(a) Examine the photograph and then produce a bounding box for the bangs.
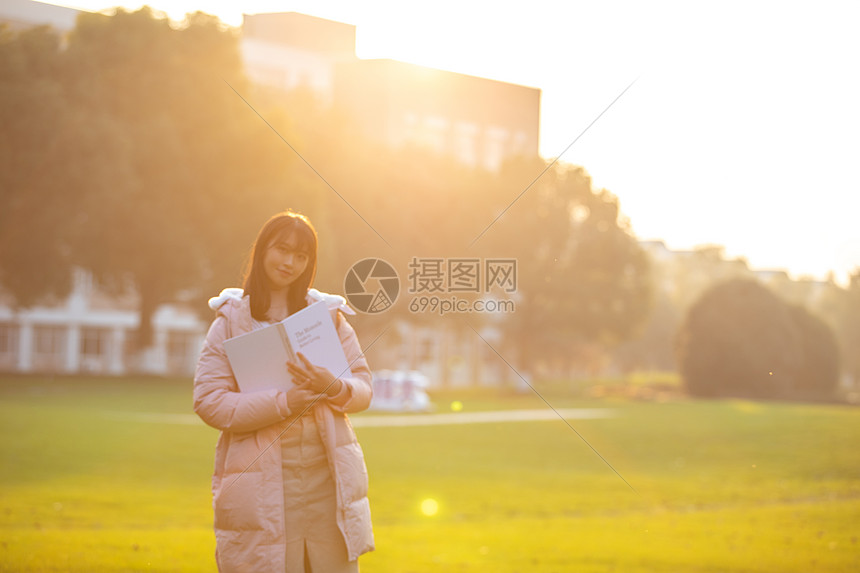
[268,218,315,254]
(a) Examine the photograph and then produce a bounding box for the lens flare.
[420,498,439,516]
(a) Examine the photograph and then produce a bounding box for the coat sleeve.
[193,315,292,433]
[326,312,373,414]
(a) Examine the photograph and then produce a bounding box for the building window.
[483,127,509,172]
[454,122,479,166]
[167,331,189,359]
[0,324,18,370]
[80,327,110,373]
[422,116,449,153]
[246,65,288,90]
[403,115,450,153]
[0,323,18,357]
[81,328,108,358]
[123,331,139,361]
[32,325,66,372]
[167,331,196,374]
[510,130,529,155]
[34,326,65,357]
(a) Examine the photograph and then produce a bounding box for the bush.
[788,304,841,398]
[676,279,840,400]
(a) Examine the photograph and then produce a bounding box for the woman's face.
[262,232,310,293]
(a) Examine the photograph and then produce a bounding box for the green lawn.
[0,376,857,572]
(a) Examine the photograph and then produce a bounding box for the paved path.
[350,408,614,427]
[103,408,614,427]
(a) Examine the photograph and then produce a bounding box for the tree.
[479,160,653,376]
[819,269,860,389]
[677,278,840,400]
[788,304,840,398]
[609,243,755,375]
[64,8,306,349]
[668,245,753,312]
[1,9,316,355]
[677,279,801,398]
[0,25,84,305]
[611,289,680,373]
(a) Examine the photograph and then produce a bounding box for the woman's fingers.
[286,385,325,413]
[287,357,336,394]
[297,352,314,369]
[287,361,318,386]
[286,361,308,379]
[295,353,331,380]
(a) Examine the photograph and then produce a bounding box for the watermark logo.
[406,257,518,316]
[344,258,400,314]
[407,257,517,294]
[345,257,517,315]
[408,295,516,316]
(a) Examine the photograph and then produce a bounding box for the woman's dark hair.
[242,211,318,320]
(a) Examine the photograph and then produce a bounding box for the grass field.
[0,375,858,572]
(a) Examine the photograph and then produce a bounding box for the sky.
[43,0,860,284]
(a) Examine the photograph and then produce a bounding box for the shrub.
[677,279,839,400]
[788,304,840,398]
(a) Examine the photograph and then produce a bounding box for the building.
[334,58,540,170]
[240,11,541,170]
[0,270,205,376]
[0,0,77,32]
[240,12,357,104]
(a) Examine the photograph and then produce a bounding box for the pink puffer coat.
[193,288,374,572]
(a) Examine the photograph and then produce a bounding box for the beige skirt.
[281,413,358,573]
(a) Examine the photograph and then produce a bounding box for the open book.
[223,301,351,393]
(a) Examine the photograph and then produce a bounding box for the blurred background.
[0,0,858,402]
[1,3,859,572]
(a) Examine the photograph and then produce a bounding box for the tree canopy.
[819,269,860,389]
[0,25,80,305]
[677,278,840,400]
[476,160,653,375]
[1,9,316,348]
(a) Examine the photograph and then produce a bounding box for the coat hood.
[208,287,356,315]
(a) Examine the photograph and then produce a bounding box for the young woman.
[193,211,374,572]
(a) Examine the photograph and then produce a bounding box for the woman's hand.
[286,352,344,398]
[285,382,326,415]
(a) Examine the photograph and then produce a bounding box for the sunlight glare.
[420,498,439,517]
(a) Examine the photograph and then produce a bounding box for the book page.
[281,301,351,381]
[223,323,293,392]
